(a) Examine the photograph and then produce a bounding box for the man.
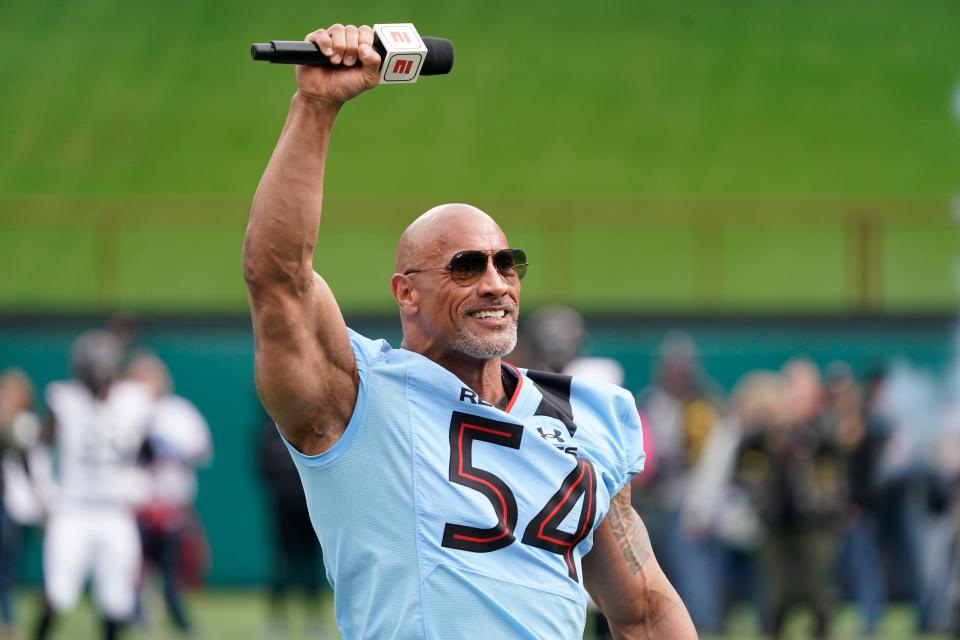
[34,331,153,640]
[637,332,724,632]
[255,403,327,638]
[244,23,696,639]
[127,354,212,636]
[0,369,48,638]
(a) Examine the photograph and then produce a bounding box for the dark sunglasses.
[403,248,528,286]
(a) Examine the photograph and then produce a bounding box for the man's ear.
[391,274,420,313]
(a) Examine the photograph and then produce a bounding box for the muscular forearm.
[243,92,340,290]
[610,588,698,640]
[585,487,698,640]
[605,526,696,640]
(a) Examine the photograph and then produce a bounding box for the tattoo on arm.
[607,488,652,575]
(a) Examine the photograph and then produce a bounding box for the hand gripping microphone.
[251,23,453,85]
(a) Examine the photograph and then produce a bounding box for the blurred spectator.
[256,406,326,640]
[757,359,847,639]
[636,331,724,633]
[873,360,956,632]
[34,331,154,640]
[0,369,52,638]
[520,305,625,386]
[127,354,212,636]
[831,363,889,635]
[106,312,143,356]
[520,305,586,373]
[684,371,779,626]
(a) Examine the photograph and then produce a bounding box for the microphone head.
[422,37,454,76]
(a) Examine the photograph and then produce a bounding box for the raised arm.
[243,24,381,455]
[583,484,698,640]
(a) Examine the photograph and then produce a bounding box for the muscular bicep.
[583,484,697,639]
[248,269,358,456]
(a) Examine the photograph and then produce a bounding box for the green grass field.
[1,0,957,197]
[10,590,952,640]
[0,0,957,311]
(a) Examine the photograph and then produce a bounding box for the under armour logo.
[537,427,565,443]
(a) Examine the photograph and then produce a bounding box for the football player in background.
[34,331,153,640]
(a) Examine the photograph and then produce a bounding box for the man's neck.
[416,350,506,408]
[445,354,506,407]
[400,331,514,408]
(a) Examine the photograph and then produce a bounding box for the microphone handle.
[250,39,387,66]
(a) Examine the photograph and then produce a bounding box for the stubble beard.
[450,320,518,360]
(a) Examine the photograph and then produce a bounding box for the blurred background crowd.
[2,306,958,639]
[511,306,960,639]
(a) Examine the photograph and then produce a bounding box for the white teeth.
[471,310,505,319]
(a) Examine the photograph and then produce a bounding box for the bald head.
[395,204,508,273]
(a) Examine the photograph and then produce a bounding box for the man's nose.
[475,257,510,294]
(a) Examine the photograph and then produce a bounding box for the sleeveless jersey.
[282,329,645,639]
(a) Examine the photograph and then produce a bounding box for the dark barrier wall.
[0,313,952,585]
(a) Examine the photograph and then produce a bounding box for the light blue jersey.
[282,329,645,639]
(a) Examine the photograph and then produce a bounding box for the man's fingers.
[306,24,376,67]
[342,25,359,66]
[358,25,374,48]
[358,25,378,71]
[303,22,378,91]
[328,23,345,65]
[357,26,381,86]
[305,28,334,57]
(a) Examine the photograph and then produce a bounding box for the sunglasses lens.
[449,251,488,285]
[497,249,527,281]
[447,249,528,285]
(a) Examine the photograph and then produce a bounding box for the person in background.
[520,305,586,373]
[0,369,52,639]
[873,360,954,632]
[829,363,888,635]
[682,371,780,630]
[255,404,326,640]
[637,331,724,633]
[106,313,143,357]
[760,359,847,640]
[34,331,154,640]
[126,354,212,637]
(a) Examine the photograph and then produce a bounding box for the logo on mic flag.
[374,23,427,84]
[385,29,414,46]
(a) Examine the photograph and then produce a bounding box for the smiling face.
[393,204,521,362]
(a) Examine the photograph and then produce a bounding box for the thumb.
[358,43,381,87]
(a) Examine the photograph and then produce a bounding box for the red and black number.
[441,411,600,583]
[521,457,597,581]
[441,411,524,553]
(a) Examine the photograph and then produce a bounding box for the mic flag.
[374,23,427,84]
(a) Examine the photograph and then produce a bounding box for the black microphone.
[250,37,454,76]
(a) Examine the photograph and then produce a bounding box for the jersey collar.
[501,362,541,416]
